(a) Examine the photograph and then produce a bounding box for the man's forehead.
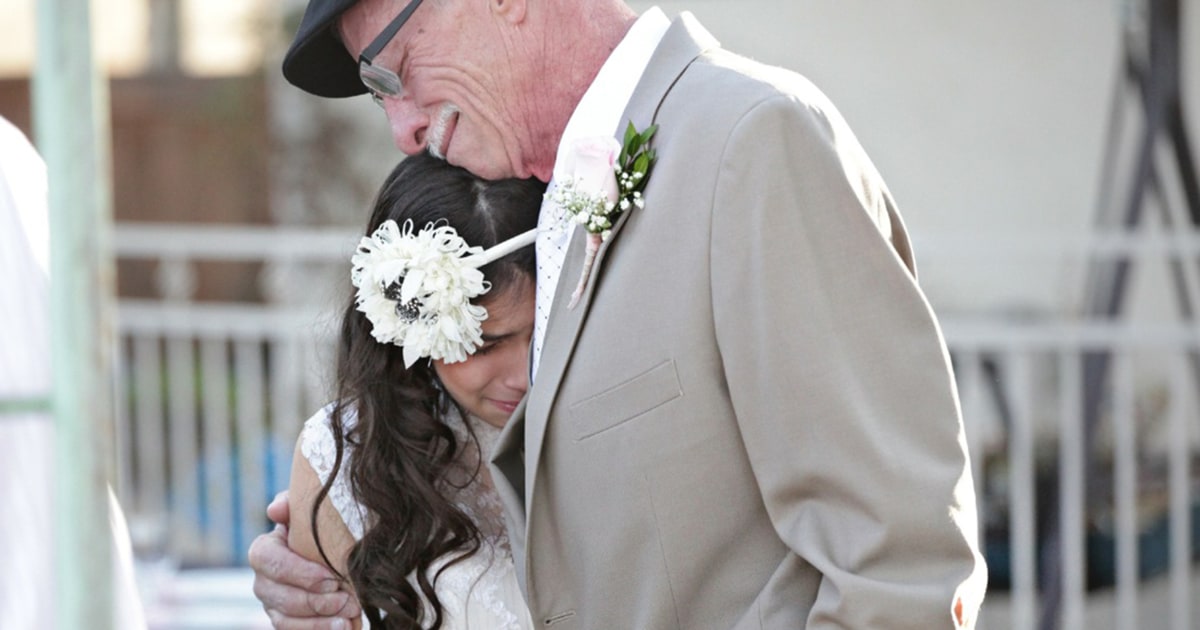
[334,0,390,49]
[335,7,380,55]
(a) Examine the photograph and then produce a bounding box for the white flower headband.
[350,219,536,368]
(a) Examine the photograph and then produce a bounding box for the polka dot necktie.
[532,180,572,381]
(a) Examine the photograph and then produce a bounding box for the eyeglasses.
[358,0,426,107]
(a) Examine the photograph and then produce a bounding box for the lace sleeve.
[299,405,367,540]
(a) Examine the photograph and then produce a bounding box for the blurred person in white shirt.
[0,114,146,629]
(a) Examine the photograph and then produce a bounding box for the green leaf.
[620,122,637,164]
[628,136,645,159]
[614,121,658,194]
[633,153,650,176]
[640,124,658,144]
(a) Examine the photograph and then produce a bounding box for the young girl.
[287,154,543,629]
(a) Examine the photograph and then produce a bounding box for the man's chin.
[450,155,521,181]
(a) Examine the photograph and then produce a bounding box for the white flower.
[548,136,623,240]
[350,219,490,368]
[556,136,621,205]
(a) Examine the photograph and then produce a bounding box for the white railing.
[114,223,356,566]
[924,228,1200,630]
[950,321,1199,630]
[113,223,1200,629]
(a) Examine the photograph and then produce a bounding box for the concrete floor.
[978,573,1200,630]
[139,565,1200,630]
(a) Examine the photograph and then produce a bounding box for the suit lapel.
[522,14,720,507]
[489,394,529,585]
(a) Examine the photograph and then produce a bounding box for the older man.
[250,0,988,628]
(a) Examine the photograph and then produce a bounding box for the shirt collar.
[552,7,670,181]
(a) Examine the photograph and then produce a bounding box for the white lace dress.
[300,404,533,630]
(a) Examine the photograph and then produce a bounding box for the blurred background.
[1,0,1198,628]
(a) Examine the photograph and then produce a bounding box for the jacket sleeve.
[709,92,987,629]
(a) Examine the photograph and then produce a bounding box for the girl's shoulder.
[298,403,367,540]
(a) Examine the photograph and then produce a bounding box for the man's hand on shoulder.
[248,492,361,629]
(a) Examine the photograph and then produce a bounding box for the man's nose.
[382,97,430,156]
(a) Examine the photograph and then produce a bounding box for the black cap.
[282,0,369,98]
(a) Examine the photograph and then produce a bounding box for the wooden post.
[32,0,116,628]
[148,0,183,74]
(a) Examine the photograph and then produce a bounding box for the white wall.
[634,1,1199,318]
[7,0,1192,319]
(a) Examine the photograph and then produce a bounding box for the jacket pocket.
[569,359,682,441]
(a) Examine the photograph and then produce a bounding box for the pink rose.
[558,136,621,205]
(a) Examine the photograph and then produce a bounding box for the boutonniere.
[550,121,658,308]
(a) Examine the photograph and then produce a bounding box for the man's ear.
[490,0,527,24]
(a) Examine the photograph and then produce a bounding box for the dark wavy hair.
[312,153,542,629]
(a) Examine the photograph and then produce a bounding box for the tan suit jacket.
[491,13,986,629]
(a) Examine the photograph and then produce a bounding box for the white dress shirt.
[0,116,147,629]
[532,7,671,379]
